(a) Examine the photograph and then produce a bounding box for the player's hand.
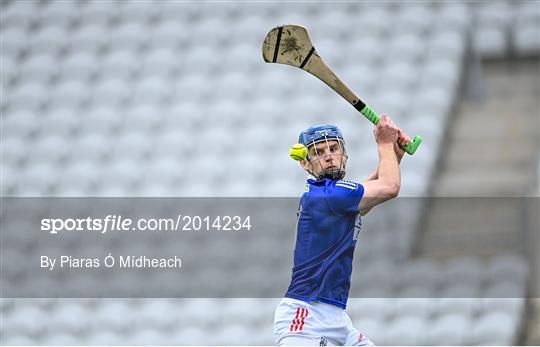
[374,115,399,145]
[394,129,411,161]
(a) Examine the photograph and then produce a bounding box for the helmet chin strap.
[307,153,348,181]
[318,167,346,180]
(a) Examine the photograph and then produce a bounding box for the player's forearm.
[365,143,403,182]
[376,143,401,196]
[365,168,379,181]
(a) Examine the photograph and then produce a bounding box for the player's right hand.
[374,115,399,145]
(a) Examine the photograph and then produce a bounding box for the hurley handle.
[355,103,423,155]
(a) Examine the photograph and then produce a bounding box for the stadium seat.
[59,52,98,82]
[224,42,259,72]
[140,47,178,78]
[108,22,148,53]
[394,5,433,35]
[173,70,213,102]
[70,132,111,163]
[1,166,18,196]
[68,23,107,55]
[424,313,470,345]
[445,256,485,289]
[38,106,81,138]
[48,302,92,336]
[437,3,471,32]
[110,130,150,161]
[89,77,130,108]
[390,298,434,320]
[99,49,138,80]
[92,301,135,332]
[146,19,188,51]
[435,297,477,320]
[28,134,70,166]
[59,161,98,194]
[180,299,222,327]
[316,37,348,68]
[155,1,201,23]
[341,64,379,93]
[151,128,195,158]
[219,178,259,197]
[385,315,426,345]
[38,1,78,29]
[474,2,511,28]
[387,33,425,65]
[2,26,28,59]
[118,0,157,24]
[347,35,385,67]
[86,331,125,345]
[1,303,47,337]
[196,16,230,47]
[469,311,518,345]
[173,326,208,345]
[428,28,466,61]
[473,25,508,58]
[355,260,397,296]
[487,254,528,283]
[130,77,171,107]
[2,110,38,139]
[373,88,408,119]
[8,82,48,112]
[354,7,390,38]
[1,332,37,346]
[43,333,81,346]
[48,80,88,109]
[133,300,180,332]
[1,0,38,30]
[480,296,525,319]
[123,95,166,126]
[514,21,540,55]
[1,55,17,90]
[413,84,453,120]
[485,280,527,299]
[142,154,183,187]
[77,0,116,27]
[396,259,442,294]
[187,156,225,183]
[422,58,461,93]
[216,71,252,102]
[18,53,57,85]
[212,323,253,345]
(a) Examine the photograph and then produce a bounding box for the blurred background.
[1,0,539,345]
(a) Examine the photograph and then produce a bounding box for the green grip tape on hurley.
[359,105,422,155]
[402,135,422,155]
[360,105,380,125]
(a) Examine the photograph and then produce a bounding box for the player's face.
[301,140,346,177]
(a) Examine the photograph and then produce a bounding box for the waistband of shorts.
[281,297,345,315]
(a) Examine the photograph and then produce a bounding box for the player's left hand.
[395,129,411,161]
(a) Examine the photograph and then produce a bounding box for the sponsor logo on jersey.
[319,337,328,346]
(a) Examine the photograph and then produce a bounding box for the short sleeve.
[326,180,364,215]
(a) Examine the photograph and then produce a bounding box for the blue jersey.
[285,177,364,309]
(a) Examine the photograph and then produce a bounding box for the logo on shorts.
[319,337,327,346]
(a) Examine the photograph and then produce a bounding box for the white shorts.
[274,297,375,346]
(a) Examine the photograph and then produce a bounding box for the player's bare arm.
[359,116,404,216]
[363,128,410,182]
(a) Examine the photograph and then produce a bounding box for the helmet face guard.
[298,125,348,180]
